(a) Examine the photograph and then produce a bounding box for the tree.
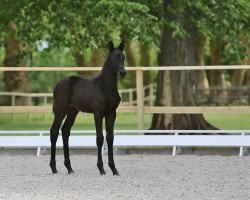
[150,0,250,130]
[0,0,159,100]
[196,35,209,95]
[0,1,29,105]
[208,0,250,102]
[120,0,161,92]
[18,0,158,64]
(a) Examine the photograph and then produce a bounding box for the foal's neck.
[99,63,118,93]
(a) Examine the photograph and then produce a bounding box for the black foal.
[50,41,126,175]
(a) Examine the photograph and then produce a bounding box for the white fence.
[0,130,249,156]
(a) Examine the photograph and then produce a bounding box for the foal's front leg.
[105,111,119,176]
[94,113,106,175]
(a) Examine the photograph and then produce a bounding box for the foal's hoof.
[52,169,58,174]
[113,170,120,176]
[50,163,58,174]
[68,170,74,174]
[100,169,106,175]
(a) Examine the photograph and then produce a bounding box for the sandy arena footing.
[0,154,249,200]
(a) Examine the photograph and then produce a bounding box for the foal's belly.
[71,95,106,114]
[71,100,99,113]
[71,97,119,114]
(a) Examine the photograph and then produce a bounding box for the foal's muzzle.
[118,69,126,79]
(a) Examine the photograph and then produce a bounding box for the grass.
[0,113,250,131]
[0,113,153,131]
[204,113,250,130]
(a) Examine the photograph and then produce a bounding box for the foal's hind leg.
[50,113,66,173]
[105,111,119,175]
[94,112,106,175]
[61,107,79,174]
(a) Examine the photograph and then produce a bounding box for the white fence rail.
[0,130,249,156]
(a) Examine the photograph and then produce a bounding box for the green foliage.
[0,0,160,92]
[26,48,77,92]
[0,0,249,91]
[162,0,250,60]
[2,0,159,51]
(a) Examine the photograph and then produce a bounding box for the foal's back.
[53,75,104,114]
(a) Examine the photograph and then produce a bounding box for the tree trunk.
[150,70,173,130]
[124,40,137,88]
[230,69,246,100]
[88,49,104,78]
[140,43,151,97]
[150,1,217,131]
[74,49,104,79]
[209,40,227,103]
[232,70,246,87]
[243,39,250,104]
[140,43,151,85]
[196,35,209,96]
[2,21,28,106]
[74,51,86,77]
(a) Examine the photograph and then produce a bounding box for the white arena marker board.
[0,130,249,156]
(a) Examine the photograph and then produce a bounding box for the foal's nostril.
[119,71,126,78]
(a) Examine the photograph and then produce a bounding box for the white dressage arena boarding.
[0,130,249,156]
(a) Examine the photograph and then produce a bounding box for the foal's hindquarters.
[50,105,79,174]
[49,76,80,174]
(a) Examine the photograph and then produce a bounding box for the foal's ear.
[118,40,125,51]
[108,41,115,52]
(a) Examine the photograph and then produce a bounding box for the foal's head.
[106,41,126,79]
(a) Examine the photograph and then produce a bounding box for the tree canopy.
[0,0,159,51]
[161,0,250,62]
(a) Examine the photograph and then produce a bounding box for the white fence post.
[102,131,108,155]
[239,132,247,156]
[172,132,179,156]
[36,132,43,156]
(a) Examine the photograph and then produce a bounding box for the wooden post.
[149,84,154,106]
[129,89,133,106]
[43,96,47,122]
[136,69,144,131]
[28,96,32,122]
[11,95,16,121]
